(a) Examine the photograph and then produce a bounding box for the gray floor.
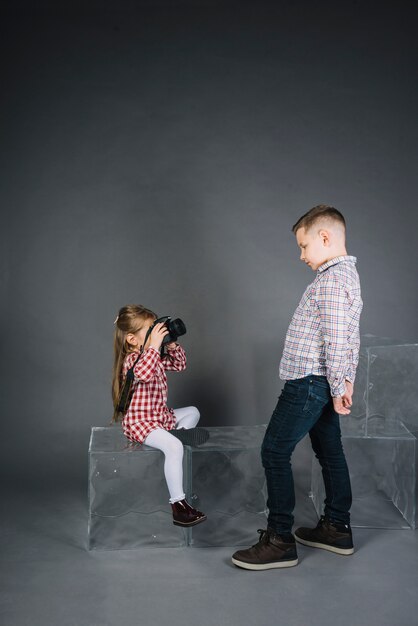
[2,483,418,626]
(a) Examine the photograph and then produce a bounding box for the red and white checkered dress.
[121,344,187,444]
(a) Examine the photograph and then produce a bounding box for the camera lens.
[162,318,187,344]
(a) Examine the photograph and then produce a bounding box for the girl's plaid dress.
[122,344,186,443]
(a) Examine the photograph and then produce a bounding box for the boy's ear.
[319,229,331,246]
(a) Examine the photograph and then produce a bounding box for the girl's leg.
[144,428,185,503]
[173,406,200,429]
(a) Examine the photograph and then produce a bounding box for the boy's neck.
[322,247,348,265]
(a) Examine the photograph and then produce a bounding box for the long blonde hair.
[112,304,157,422]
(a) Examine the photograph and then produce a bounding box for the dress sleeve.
[315,276,349,397]
[161,344,187,371]
[125,348,161,383]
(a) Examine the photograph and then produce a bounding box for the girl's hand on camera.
[148,322,169,351]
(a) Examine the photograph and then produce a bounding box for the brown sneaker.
[295,516,354,555]
[231,529,298,571]
[171,499,207,527]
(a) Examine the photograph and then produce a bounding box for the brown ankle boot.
[171,499,207,527]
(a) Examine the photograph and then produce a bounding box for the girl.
[112,304,207,527]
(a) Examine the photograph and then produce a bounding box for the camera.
[147,316,187,346]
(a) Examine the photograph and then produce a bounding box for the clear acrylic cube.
[88,425,268,549]
[187,426,267,547]
[310,428,416,529]
[310,336,417,529]
[88,427,188,549]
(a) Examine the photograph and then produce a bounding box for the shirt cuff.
[331,381,347,397]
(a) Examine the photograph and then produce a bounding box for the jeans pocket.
[302,393,322,414]
[302,381,330,413]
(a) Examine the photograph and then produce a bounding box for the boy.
[232,205,363,571]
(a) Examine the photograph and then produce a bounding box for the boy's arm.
[345,327,360,385]
[162,344,187,371]
[316,276,349,398]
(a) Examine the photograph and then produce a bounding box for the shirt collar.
[317,255,357,273]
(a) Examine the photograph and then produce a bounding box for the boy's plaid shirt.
[122,344,186,443]
[279,255,363,397]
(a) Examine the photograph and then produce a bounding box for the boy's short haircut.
[292,205,346,235]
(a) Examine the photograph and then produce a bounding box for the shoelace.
[251,529,269,549]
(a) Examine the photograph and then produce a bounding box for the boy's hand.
[333,381,354,415]
[344,380,353,406]
[333,397,351,415]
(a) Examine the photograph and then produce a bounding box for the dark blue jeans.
[261,375,352,534]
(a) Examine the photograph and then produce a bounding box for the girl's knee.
[174,406,200,429]
[190,406,200,423]
[185,406,200,421]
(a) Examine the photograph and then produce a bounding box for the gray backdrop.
[1,0,417,489]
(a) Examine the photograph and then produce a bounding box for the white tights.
[144,406,200,503]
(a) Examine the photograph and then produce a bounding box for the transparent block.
[88,427,188,550]
[349,335,405,435]
[349,336,418,438]
[368,343,418,436]
[310,426,416,529]
[187,426,267,547]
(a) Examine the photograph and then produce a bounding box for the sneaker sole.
[171,428,210,447]
[231,557,298,571]
[173,515,207,527]
[295,536,354,555]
